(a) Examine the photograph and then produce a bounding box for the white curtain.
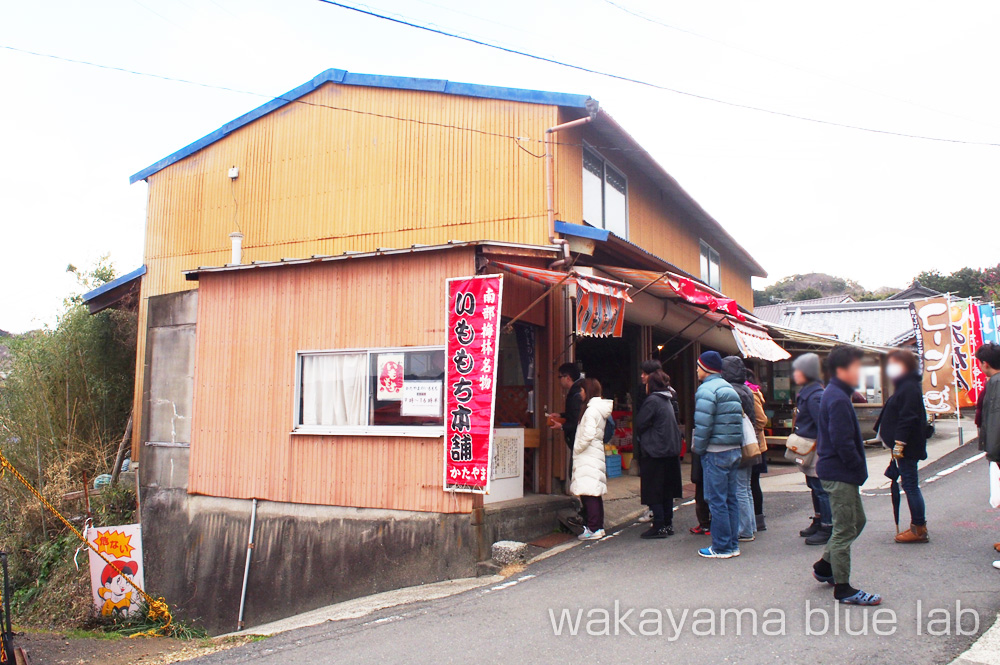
[300,353,367,427]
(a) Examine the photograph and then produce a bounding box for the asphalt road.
[194,445,1000,665]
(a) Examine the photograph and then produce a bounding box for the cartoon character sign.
[98,560,140,618]
[87,524,144,619]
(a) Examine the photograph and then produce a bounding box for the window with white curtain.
[295,347,446,436]
[581,148,628,238]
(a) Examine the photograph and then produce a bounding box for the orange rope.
[0,452,172,637]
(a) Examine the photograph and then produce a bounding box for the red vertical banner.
[951,299,985,408]
[444,274,503,493]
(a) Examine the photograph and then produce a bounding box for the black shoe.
[800,516,820,537]
[756,514,767,532]
[805,525,832,546]
[641,525,674,539]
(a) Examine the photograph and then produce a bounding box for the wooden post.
[110,413,134,487]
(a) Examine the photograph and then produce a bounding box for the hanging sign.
[909,296,957,414]
[951,299,985,408]
[87,524,145,619]
[444,275,503,493]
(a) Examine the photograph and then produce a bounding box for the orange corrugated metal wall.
[188,249,476,514]
[554,118,755,308]
[132,83,560,454]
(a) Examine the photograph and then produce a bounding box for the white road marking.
[926,452,986,483]
[485,574,536,593]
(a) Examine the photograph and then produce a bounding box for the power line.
[600,0,999,131]
[314,0,1000,147]
[0,43,645,157]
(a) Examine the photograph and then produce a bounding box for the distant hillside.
[754,273,899,306]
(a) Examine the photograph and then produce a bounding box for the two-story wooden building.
[124,69,780,632]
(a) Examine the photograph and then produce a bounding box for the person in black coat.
[876,349,929,543]
[635,371,683,539]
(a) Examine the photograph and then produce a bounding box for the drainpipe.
[237,498,258,631]
[545,101,599,270]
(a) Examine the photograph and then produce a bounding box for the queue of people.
[553,340,1000,603]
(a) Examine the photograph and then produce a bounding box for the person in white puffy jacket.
[571,377,614,540]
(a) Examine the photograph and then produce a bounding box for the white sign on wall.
[401,380,442,417]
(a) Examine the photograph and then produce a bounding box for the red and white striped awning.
[491,262,632,338]
[731,321,792,361]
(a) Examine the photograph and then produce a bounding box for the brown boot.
[895,524,929,543]
[994,543,1000,553]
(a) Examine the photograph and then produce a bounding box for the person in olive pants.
[821,480,867,584]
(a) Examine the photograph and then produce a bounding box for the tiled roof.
[753,295,853,324]
[753,299,914,346]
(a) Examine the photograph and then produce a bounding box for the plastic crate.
[605,454,622,478]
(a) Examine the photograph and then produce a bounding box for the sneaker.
[800,516,821,537]
[638,509,653,523]
[698,547,736,559]
[641,525,674,539]
[579,528,605,541]
[993,561,1000,570]
[805,525,832,546]
[738,534,756,543]
[689,525,711,535]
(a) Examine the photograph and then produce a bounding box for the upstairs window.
[582,148,628,238]
[700,241,721,291]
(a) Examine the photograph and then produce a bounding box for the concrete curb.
[949,614,1000,665]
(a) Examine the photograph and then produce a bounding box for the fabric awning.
[731,321,792,361]
[598,266,745,321]
[491,262,632,338]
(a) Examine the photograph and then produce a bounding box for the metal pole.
[1,551,12,643]
[663,322,722,363]
[237,498,258,631]
[658,310,711,350]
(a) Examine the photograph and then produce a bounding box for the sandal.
[839,590,882,606]
[813,571,834,585]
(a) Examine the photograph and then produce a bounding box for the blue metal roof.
[129,69,592,184]
[82,265,147,302]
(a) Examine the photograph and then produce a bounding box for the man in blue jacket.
[812,345,882,605]
[691,350,745,559]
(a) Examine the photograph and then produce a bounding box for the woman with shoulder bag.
[634,371,684,539]
[722,357,760,543]
[787,353,832,546]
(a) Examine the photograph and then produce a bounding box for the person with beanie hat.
[692,350,744,558]
[791,353,832,546]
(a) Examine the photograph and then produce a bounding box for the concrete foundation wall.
[140,488,479,633]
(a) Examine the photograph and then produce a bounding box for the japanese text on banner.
[444,275,503,493]
[951,299,985,408]
[909,296,957,414]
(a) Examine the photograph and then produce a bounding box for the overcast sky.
[2,0,998,332]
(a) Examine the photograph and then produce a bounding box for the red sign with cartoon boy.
[444,275,503,493]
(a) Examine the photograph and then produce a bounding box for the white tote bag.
[741,414,759,445]
[990,463,1000,509]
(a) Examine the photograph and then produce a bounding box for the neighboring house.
[121,69,773,632]
[753,284,942,347]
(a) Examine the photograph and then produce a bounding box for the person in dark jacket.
[792,353,832,546]
[974,344,1000,567]
[721,356,757,543]
[692,351,744,559]
[876,349,929,543]
[635,371,683,539]
[554,362,584,449]
[812,345,881,606]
